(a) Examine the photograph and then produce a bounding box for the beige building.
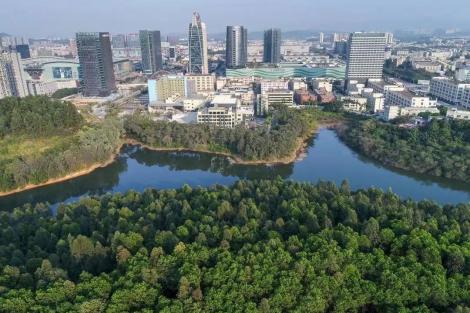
[148,76,193,103]
[447,108,470,120]
[258,90,294,116]
[186,74,215,94]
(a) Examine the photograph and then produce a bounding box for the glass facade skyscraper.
[139,30,163,74]
[226,26,247,69]
[76,32,116,97]
[188,12,208,74]
[263,28,282,64]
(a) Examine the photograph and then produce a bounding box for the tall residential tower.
[76,32,116,97]
[188,12,208,74]
[226,26,248,69]
[345,32,386,82]
[139,30,163,74]
[263,28,282,64]
[0,50,28,99]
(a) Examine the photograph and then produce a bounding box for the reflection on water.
[0,129,469,210]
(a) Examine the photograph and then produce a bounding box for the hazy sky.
[1,0,469,38]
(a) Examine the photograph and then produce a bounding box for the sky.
[1,0,469,38]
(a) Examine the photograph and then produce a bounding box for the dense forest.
[0,179,468,312]
[0,96,123,192]
[338,118,470,183]
[125,106,338,161]
[0,96,83,137]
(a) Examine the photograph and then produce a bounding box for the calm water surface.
[1,129,469,210]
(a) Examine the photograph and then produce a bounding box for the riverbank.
[0,120,343,197]
[336,119,470,185]
[126,121,342,166]
[0,145,121,197]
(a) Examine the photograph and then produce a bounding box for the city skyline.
[1,0,470,38]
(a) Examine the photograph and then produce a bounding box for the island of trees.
[0,179,468,312]
[338,118,470,183]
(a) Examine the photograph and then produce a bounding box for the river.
[1,129,469,210]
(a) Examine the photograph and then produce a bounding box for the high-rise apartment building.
[263,28,282,64]
[346,32,386,82]
[319,32,325,44]
[226,26,247,69]
[0,50,29,99]
[139,30,163,74]
[76,32,116,97]
[188,12,208,74]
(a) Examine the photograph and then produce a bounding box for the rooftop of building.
[390,89,427,99]
[211,94,239,106]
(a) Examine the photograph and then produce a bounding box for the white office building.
[386,90,431,108]
[346,32,386,82]
[429,77,470,105]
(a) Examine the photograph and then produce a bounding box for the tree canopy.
[339,118,470,183]
[0,96,83,138]
[0,179,468,312]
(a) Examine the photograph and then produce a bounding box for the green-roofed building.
[226,66,346,80]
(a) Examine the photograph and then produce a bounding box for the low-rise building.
[197,106,236,128]
[430,77,470,105]
[183,97,207,111]
[27,79,77,96]
[312,79,333,92]
[383,105,440,121]
[447,108,470,120]
[460,88,470,109]
[260,79,289,93]
[384,105,401,121]
[315,88,336,103]
[294,89,317,105]
[259,89,294,113]
[367,93,385,113]
[197,94,253,128]
[288,79,308,91]
[186,74,215,94]
[455,66,470,82]
[412,60,441,73]
[340,96,368,112]
[386,90,431,107]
